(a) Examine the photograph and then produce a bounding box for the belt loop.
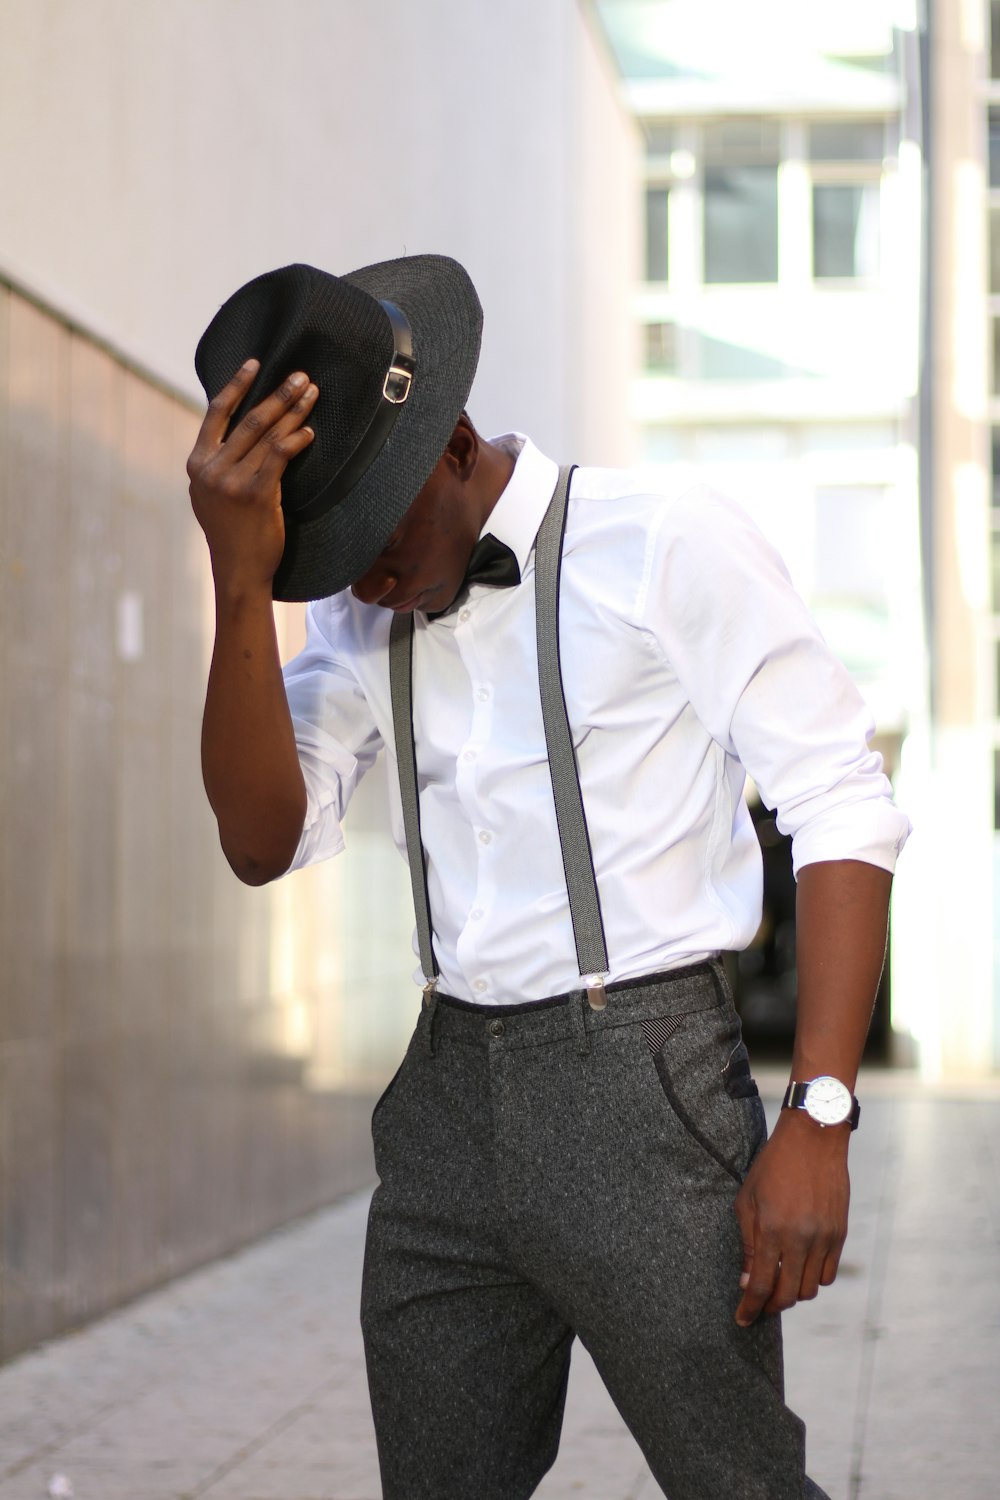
[573,992,592,1056]
[708,958,729,1006]
[423,980,440,1057]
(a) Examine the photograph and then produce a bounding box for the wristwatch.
[781,1076,860,1130]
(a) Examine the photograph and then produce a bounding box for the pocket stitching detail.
[651,1047,744,1184]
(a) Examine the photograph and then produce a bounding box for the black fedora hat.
[194,254,483,602]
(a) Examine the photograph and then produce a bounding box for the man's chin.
[418,584,458,616]
[386,586,445,614]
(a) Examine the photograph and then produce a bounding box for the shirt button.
[459,608,471,623]
[474,978,488,994]
[489,1018,505,1037]
[470,908,484,921]
[463,749,476,762]
[478,830,492,845]
[476,686,490,702]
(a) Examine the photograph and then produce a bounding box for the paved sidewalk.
[1,1076,998,1499]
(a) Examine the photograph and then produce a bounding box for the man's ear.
[444,412,478,480]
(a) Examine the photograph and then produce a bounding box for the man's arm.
[733,857,892,1325]
[187,360,318,884]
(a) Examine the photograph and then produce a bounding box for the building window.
[990,109,1000,190]
[813,183,880,279]
[645,186,670,282]
[643,122,675,157]
[703,121,779,284]
[704,168,778,283]
[808,121,885,163]
[991,209,1000,294]
[644,321,678,373]
[806,118,884,283]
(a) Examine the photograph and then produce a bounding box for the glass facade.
[636,114,889,292]
[645,186,670,281]
[704,167,779,283]
[813,182,881,278]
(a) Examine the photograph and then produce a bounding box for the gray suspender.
[388,464,610,1007]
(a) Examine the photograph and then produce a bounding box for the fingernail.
[242,358,259,371]
[735,1317,750,1328]
[289,372,307,388]
[303,426,314,438]
[739,1273,750,1289]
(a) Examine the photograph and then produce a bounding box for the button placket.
[450,606,501,999]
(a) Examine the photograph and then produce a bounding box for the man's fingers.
[762,1246,810,1315]
[222,371,312,465]
[191,360,260,459]
[819,1243,843,1286]
[735,1234,780,1327]
[251,423,316,488]
[795,1247,829,1304]
[242,383,319,469]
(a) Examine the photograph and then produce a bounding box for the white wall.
[0,0,638,462]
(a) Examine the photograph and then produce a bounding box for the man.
[189,256,908,1499]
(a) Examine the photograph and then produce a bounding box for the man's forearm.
[202,584,307,885]
[733,856,892,1325]
[791,858,893,1088]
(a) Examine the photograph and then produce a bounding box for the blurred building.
[591,0,998,1077]
[0,0,638,1360]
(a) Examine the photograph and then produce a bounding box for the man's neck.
[475,437,517,530]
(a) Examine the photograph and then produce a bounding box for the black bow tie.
[430,533,520,619]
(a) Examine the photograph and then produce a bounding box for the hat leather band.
[291,298,415,524]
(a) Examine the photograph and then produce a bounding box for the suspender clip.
[422,977,438,1008]
[585,975,608,1012]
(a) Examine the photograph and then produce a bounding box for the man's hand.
[733,1108,850,1326]
[187,359,318,597]
[730,858,891,1326]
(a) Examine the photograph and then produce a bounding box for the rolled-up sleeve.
[282,602,383,871]
[646,487,911,876]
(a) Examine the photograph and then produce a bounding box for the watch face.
[805,1076,852,1126]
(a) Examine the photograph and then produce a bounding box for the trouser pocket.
[641,999,766,1183]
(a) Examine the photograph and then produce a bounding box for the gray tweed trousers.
[361,963,830,1500]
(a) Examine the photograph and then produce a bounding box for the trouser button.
[489,1019,505,1038]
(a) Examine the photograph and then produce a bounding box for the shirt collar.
[478,434,559,578]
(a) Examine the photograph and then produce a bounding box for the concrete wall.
[0,2,637,1358]
[0,283,386,1359]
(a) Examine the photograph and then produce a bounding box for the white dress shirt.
[283,435,910,1004]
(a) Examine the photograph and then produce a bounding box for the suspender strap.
[534,465,609,978]
[388,610,438,982]
[387,463,609,989]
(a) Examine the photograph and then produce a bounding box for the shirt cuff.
[790,799,912,878]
